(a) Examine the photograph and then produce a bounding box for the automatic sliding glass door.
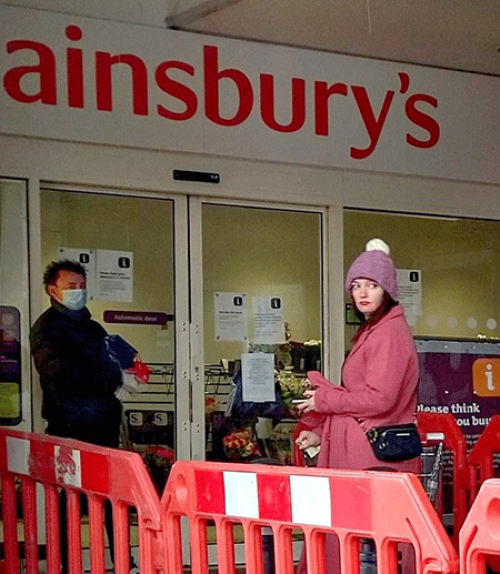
[38,189,190,461]
[191,200,325,464]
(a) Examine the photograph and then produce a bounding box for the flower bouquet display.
[278,370,309,415]
[222,429,262,462]
[267,425,294,465]
[205,395,220,416]
[143,445,175,494]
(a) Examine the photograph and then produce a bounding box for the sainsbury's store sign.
[1,6,500,184]
[3,27,439,161]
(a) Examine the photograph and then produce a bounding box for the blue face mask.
[61,289,88,311]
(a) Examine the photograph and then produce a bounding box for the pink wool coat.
[304,305,420,473]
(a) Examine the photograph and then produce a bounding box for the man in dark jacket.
[30,259,123,445]
[30,259,138,574]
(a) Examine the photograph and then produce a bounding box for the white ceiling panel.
[167,0,500,76]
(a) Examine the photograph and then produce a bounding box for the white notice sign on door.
[252,296,285,344]
[241,352,275,403]
[97,250,133,302]
[397,269,422,326]
[214,292,248,341]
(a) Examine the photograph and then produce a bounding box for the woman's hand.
[296,389,317,414]
[295,430,321,450]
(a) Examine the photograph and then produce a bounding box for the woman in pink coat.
[296,238,420,472]
[295,238,420,574]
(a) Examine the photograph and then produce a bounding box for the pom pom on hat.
[345,238,398,301]
[365,238,390,255]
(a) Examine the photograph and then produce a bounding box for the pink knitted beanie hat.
[345,238,398,301]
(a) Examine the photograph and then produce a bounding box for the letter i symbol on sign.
[486,363,495,391]
[472,358,500,396]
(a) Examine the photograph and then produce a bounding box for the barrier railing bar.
[21,478,38,574]
[67,489,83,574]
[2,473,20,574]
[274,525,294,574]
[45,485,61,574]
[88,494,106,574]
[217,518,237,574]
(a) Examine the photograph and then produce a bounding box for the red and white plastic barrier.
[160,461,458,574]
[460,478,500,574]
[468,415,500,502]
[0,429,161,574]
[11,428,500,574]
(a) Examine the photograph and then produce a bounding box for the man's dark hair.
[43,259,86,290]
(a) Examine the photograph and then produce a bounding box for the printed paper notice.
[397,269,422,326]
[59,248,96,299]
[252,296,285,344]
[97,250,133,302]
[241,353,275,403]
[214,292,248,341]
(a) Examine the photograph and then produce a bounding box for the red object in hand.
[131,358,152,384]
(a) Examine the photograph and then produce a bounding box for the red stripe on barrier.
[257,473,292,522]
[28,440,56,482]
[330,477,372,531]
[195,468,226,514]
[81,451,109,492]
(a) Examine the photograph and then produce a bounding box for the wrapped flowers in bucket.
[222,429,262,462]
[143,445,175,494]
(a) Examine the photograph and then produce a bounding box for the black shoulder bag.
[366,423,422,462]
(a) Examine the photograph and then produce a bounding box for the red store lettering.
[2,25,441,159]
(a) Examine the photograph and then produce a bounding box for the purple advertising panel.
[417,338,500,445]
[416,338,500,515]
[0,306,21,424]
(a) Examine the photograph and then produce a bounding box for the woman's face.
[351,278,385,318]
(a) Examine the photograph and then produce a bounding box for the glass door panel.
[199,202,323,464]
[39,190,179,461]
[0,178,29,429]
